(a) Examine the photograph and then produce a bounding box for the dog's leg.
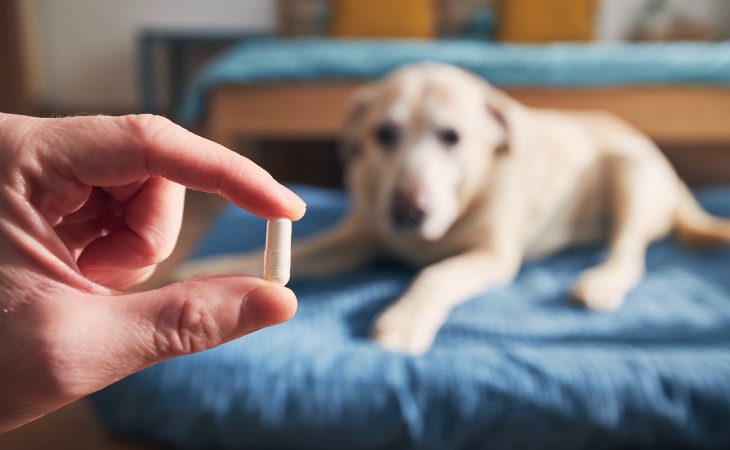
[173,252,264,280]
[288,217,382,278]
[371,249,520,355]
[174,215,380,281]
[573,148,677,311]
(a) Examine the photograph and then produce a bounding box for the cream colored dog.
[176,63,730,355]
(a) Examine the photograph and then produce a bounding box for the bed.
[175,39,730,186]
[89,185,730,450]
[177,39,730,147]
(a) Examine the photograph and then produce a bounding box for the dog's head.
[341,63,514,241]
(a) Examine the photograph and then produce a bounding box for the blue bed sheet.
[89,185,730,449]
[178,39,730,124]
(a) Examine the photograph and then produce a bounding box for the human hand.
[0,113,306,432]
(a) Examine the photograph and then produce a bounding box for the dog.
[176,63,730,355]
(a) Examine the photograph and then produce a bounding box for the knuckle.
[123,114,171,137]
[121,114,175,151]
[152,284,222,357]
[135,228,171,263]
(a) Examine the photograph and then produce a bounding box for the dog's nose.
[390,192,427,229]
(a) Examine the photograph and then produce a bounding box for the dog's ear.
[339,87,372,163]
[487,103,510,155]
[482,80,516,156]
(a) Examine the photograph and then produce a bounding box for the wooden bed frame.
[203,84,730,186]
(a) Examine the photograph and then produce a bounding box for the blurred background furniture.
[137,30,255,115]
[174,0,730,187]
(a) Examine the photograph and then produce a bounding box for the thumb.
[97,276,297,372]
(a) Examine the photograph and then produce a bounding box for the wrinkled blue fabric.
[177,39,730,124]
[89,185,730,450]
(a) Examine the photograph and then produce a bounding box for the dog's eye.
[374,123,399,151]
[438,129,460,147]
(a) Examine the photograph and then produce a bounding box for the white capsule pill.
[263,217,292,286]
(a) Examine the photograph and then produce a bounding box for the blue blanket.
[178,39,730,124]
[89,186,730,449]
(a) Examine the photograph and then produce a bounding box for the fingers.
[0,276,296,430]
[76,177,184,279]
[41,114,306,221]
[84,265,158,290]
[94,276,297,371]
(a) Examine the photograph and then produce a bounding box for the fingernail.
[242,285,297,332]
[281,187,307,211]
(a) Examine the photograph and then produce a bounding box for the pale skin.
[0,113,306,433]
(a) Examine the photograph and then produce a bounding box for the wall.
[25,0,730,113]
[29,0,275,112]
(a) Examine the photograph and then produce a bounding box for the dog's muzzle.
[390,191,428,229]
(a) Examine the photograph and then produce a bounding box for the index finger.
[38,114,306,221]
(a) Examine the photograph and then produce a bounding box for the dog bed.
[89,185,730,450]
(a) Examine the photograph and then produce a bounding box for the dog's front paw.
[370,304,443,356]
[172,253,264,281]
[572,265,636,312]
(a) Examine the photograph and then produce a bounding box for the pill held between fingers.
[263,217,292,286]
